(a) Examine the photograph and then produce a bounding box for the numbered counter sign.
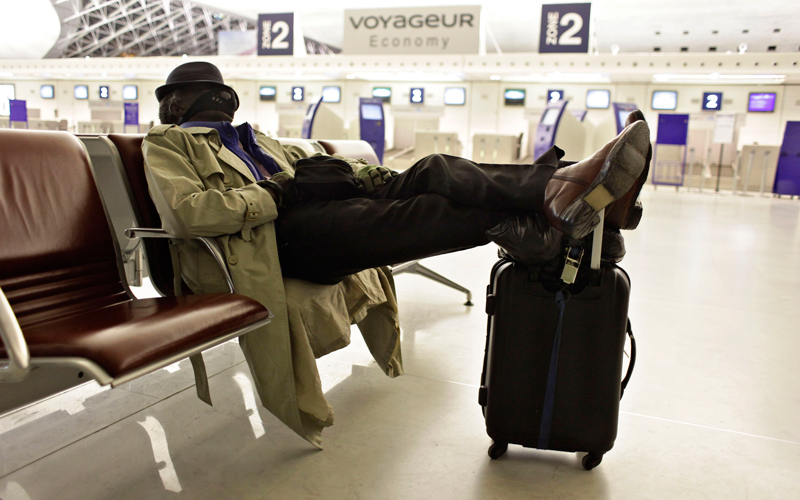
[539,3,591,54]
[258,13,294,56]
[703,92,723,111]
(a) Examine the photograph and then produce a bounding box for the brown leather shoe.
[604,110,651,230]
[543,120,650,239]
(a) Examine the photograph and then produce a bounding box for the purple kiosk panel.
[533,100,569,160]
[613,103,638,134]
[570,109,587,122]
[773,121,800,196]
[300,96,324,139]
[652,114,689,186]
[359,97,385,165]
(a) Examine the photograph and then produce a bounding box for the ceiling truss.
[47,0,255,58]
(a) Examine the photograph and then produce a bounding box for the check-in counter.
[472,134,520,164]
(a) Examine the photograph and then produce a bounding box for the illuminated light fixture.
[346,74,356,80]
[738,43,748,54]
[489,75,501,80]
[611,44,620,55]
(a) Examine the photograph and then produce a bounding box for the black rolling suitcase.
[479,224,636,470]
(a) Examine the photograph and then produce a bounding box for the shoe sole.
[559,121,650,239]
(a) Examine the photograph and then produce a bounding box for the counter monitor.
[504,89,526,106]
[259,86,276,101]
[372,87,392,103]
[322,86,341,103]
[586,90,610,109]
[99,86,110,99]
[410,88,424,104]
[748,93,776,112]
[74,85,89,100]
[652,91,678,110]
[444,87,466,106]
[122,85,138,100]
[292,86,305,102]
[41,85,54,99]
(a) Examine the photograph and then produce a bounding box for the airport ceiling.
[194,0,800,54]
[1,0,798,61]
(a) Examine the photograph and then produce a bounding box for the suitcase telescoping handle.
[620,318,636,400]
[561,209,604,284]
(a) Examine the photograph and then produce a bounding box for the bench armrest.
[124,228,236,294]
[0,286,30,381]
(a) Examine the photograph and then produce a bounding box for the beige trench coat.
[142,124,403,448]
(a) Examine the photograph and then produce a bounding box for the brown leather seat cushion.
[317,140,381,166]
[0,293,269,378]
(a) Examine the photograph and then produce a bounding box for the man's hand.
[257,171,297,208]
[357,165,399,194]
[270,171,294,191]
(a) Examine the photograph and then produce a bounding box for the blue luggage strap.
[538,289,567,449]
[537,293,637,449]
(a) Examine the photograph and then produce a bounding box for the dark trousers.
[276,149,560,284]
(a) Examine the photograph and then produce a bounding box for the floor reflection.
[137,416,182,493]
[0,481,31,500]
[233,372,265,439]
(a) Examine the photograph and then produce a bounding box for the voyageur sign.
[343,6,481,55]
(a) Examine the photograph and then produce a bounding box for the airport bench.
[0,129,272,414]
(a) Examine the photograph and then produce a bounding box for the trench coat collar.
[180,125,258,183]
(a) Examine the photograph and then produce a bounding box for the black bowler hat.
[155,61,239,109]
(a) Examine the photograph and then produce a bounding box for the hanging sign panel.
[343,6,481,55]
[539,3,591,54]
[257,13,294,56]
[712,113,736,144]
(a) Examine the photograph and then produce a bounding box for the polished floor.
[2,187,800,500]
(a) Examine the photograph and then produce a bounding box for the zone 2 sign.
[539,3,591,54]
[258,13,294,56]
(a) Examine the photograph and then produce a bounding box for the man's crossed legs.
[276,119,650,284]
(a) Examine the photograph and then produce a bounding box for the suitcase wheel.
[581,452,603,470]
[488,441,508,459]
